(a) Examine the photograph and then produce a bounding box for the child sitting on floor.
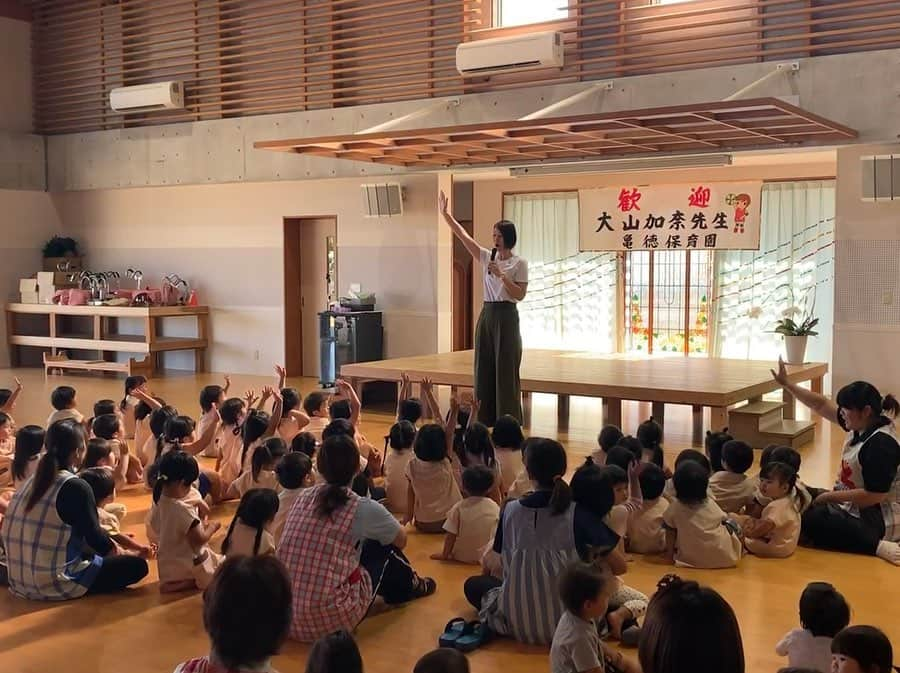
[551,562,640,673]
[748,446,814,517]
[636,417,666,469]
[383,420,416,514]
[239,387,283,473]
[0,377,23,415]
[830,626,897,673]
[92,414,134,487]
[174,555,292,673]
[302,390,332,443]
[709,440,756,513]
[431,465,500,565]
[457,417,502,504]
[492,414,525,494]
[591,424,625,467]
[222,488,279,558]
[83,437,129,514]
[214,395,250,488]
[396,372,424,426]
[135,397,163,467]
[198,376,231,458]
[414,648,470,673]
[47,385,86,429]
[151,451,222,592]
[705,427,733,473]
[0,413,15,484]
[10,425,43,489]
[776,581,851,673]
[626,462,669,554]
[119,375,148,439]
[226,437,286,499]
[663,460,742,569]
[739,461,803,558]
[79,467,152,559]
[662,449,712,501]
[305,630,365,673]
[273,452,312,544]
[402,424,461,533]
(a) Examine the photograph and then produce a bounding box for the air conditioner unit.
[109,81,184,112]
[456,31,564,76]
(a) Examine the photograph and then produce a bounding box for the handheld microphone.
[490,247,498,276]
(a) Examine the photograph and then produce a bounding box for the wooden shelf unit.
[5,303,210,375]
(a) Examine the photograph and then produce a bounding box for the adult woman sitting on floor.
[278,434,435,642]
[463,438,625,646]
[772,361,900,565]
[1,419,149,599]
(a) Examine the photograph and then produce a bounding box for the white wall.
[0,189,63,366]
[54,174,445,374]
[833,144,900,393]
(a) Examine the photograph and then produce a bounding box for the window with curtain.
[503,192,617,352]
[713,181,835,369]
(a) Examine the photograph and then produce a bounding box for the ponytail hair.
[884,394,900,418]
[525,437,570,516]
[241,410,270,470]
[12,425,44,482]
[251,443,274,482]
[149,405,178,462]
[121,375,148,411]
[26,420,85,512]
[315,435,359,517]
[152,450,199,503]
[221,488,279,555]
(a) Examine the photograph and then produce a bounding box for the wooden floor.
[1,368,898,673]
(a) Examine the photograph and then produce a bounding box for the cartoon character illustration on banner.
[733,193,751,234]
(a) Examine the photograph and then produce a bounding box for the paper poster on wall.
[579,182,762,251]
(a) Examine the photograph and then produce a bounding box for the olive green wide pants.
[474,301,523,426]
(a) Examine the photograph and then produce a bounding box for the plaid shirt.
[1,471,101,600]
[277,484,372,642]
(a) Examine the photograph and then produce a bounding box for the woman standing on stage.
[440,190,529,426]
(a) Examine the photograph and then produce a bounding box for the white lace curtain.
[713,181,835,373]
[503,192,616,352]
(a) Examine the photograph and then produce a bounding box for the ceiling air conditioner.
[109,81,184,113]
[456,31,564,76]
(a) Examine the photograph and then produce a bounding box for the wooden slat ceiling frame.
[252,97,857,169]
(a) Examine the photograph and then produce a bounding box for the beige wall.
[833,144,900,393]
[52,174,445,374]
[0,189,63,366]
[0,16,32,134]
[472,159,837,315]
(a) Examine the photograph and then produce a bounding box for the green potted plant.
[773,310,818,364]
[42,236,82,272]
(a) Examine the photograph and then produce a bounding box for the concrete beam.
[0,131,45,190]
[46,48,900,192]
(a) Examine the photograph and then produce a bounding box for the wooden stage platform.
[341,350,828,444]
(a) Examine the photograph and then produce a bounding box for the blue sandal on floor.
[438,618,470,647]
[455,621,492,653]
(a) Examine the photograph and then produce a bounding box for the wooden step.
[759,418,817,449]
[730,400,786,418]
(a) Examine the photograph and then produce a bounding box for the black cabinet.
[318,311,383,387]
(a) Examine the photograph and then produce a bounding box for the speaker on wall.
[362,183,404,217]
[861,155,900,202]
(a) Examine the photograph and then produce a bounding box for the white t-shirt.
[776,628,834,673]
[47,408,84,427]
[230,469,279,498]
[383,449,414,514]
[709,471,757,513]
[550,610,603,673]
[225,520,275,558]
[405,457,462,524]
[663,498,741,569]
[215,425,244,486]
[274,487,305,544]
[304,416,330,443]
[627,497,669,554]
[480,247,528,303]
[443,496,500,564]
[495,448,523,494]
[152,495,200,585]
[744,496,801,558]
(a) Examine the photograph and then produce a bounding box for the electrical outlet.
[253,349,260,361]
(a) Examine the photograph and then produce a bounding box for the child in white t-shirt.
[776,581,851,673]
[384,420,416,514]
[491,415,525,495]
[273,452,312,544]
[431,466,500,564]
[151,451,222,592]
[47,385,86,429]
[221,488,279,558]
[79,467,152,559]
[198,376,231,458]
[401,424,461,533]
[302,390,332,443]
[591,425,625,467]
[708,440,757,513]
[739,461,803,558]
[626,463,669,555]
[663,461,742,569]
[226,437,285,500]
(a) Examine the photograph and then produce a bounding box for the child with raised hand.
[273,452,312,543]
[431,465,500,564]
[457,412,502,504]
[222,488,279,558]
[0,377,23,415]
[174,555,292,673]
[214,393,252,488]
[705,427,733,473]
[663,460,742,569]
[305,630,364,673]
[708,440,756,513]
[396,372,424,425]
[134,396,164,467]
[227,436,286,500]
[831,626,898,673]
[383,420,416,514]
[551,562,641,673]
[739,461,803,558]
[636,417,666,469]
[272,364,310,443]
[240,386,283,473]
[402,423,462,533]
[591,424,624,466]
[197,375,231,457]
[776,581,850,673]
[0,412,15,483]
[151,450,222,592]
[626,462,669,554]
[492,414,524,494]
[119,375,149,439]
[414,648,469,673]
[79,467,152,559]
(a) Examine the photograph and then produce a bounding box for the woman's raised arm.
[440,190,481,260]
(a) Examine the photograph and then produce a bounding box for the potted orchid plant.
[772,292,818,364]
